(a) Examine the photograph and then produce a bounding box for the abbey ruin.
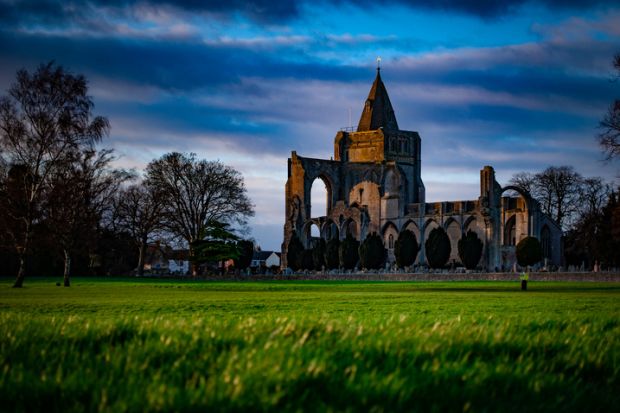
[282,68,562,270]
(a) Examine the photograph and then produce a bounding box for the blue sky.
[1,0,619,250]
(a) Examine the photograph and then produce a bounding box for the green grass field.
[1,278,619,412]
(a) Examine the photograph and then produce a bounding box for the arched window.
[310,177,330,218]
[388,234,394,249]
[390,138,397,152]
[404,140,410,154]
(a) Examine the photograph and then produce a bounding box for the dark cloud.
[0,0,300,26]
[1,0,618,29]
[387,0,617,19]
[0,30,366,92]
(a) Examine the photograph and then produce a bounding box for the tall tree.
[324,237,340,270]
[0,62,109,287]
[510,166,583,230]
[234,239,255,272]
[509,171,535,194]
[458,230,483,270]
[114,183,164,276]
[358,232,386,270]
[46,149,129,286]
[312,238,327,270]
[394,229,419,269]
[339,234,359,270]
[599,53,620,161]
[578,177,611,218]
[286,232,304,271]
[190,220,241,274]
[536,166,583,229]
[425,227,451,269]
[145,152,254,276]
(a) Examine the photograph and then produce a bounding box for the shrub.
[359,232,386,269]
[301,249,315,271]
[458,230,483,270]
[516,236,543,268]
[425,227,451,268]
[394,229,419,268]
[339,234,359,270]
[325,237,340,269]
[234,240,254,270]
[312,239,326,270]
[286,233,304,271]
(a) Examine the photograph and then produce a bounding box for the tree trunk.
[63,249,71,287]
[12,253,27,288]
[190,245,197,277]
[137,238,147,276]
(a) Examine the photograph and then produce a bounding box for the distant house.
[143,243,190,275]
[167,249,190,275]
[251,251,281,270]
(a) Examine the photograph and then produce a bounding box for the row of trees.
[286,228,485,271]
[509,166,620,268]
[0,62,255,287]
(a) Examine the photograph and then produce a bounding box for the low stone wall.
[246,272,620,282]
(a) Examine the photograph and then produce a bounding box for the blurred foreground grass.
[0,278,618,412]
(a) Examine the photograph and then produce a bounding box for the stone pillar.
[480,166,501,271]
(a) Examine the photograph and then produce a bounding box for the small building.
[251,251,281,270]
[143,244,190,275]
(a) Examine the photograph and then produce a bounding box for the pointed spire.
[357,67,398,132]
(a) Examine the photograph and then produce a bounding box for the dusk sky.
[1,0,619,250]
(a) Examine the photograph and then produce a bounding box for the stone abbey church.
[282,69,562,270]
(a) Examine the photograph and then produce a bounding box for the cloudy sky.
[1,0,619,250]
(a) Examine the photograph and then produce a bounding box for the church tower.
[333,68,425,203]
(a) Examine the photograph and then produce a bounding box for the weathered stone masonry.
[282,69,562,270]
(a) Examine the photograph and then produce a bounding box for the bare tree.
[145,152,254,276]
[0,62,109,287]
[510,166,583,230]
[578,177,611,217]
[535,166,583,229]
[46,149,130,286]
[599,53,620,161]
[113,183,164,276]
[508,171,535,194]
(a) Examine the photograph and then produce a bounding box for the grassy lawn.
[0,277,618,412]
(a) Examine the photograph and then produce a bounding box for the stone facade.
[282,69,562,270]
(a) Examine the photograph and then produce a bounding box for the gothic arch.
[463,216,477,232]
[308,174,334,218]
[423,218,439,236]
[321,219,339,241]
[500,185,533,211]
[382,221,399,262]
[402,219,418,232]
[443,216,461,231]
[342,218,359,240]
[504,215,517,246]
